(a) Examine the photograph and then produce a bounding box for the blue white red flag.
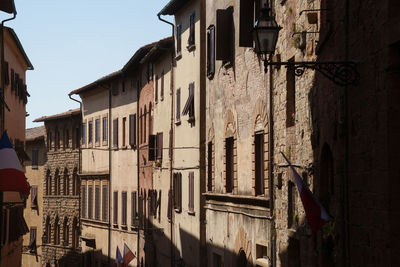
[115,246,123,267]
[123,243,135,267]
[0,131,29,195]
[281,152,332,234]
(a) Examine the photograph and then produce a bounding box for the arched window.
[72,217,79,248]
[139,109,143,144]
[149,102,153,135]
[55,169,60,195]
[72,168,79,195]
[45,216,51,243]
[63,217,69,246]
[143,105,147,143]
[46,169,51,195]
[63,168,69,195]
[47,131,52,150]
[54,216,60,245]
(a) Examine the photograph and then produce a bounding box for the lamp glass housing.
[253,10,281,56]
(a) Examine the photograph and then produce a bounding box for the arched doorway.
[237,248,247,267]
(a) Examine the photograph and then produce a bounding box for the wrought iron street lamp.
[253,7,359,86]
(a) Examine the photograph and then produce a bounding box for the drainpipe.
[107,85,112,265]
[157,13,175,267]
[0,5,17,262]
[136,77,140,267]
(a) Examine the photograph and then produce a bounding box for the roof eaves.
[0,0,15,14]
[33,108,81,122]
[6,27,33,70]
[158,0,191,16]
[69,70,122,96]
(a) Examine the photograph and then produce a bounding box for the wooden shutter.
[131,191,137,226]
[32,148,38,167]
[176,88,181,122]
[155,75,158,102]
[122,192,127,225]
[102,185,107,222]
[157,190,162,219]
[226,137,234,193]
[81,186,86,218]
[189,172,194,212]
[113,118,118,147]
[148,134,156,161]
[178,173,182,212]
[216,8,233,61]
[31,186,38,208]
[189,12,195,46]
[207,25,216,78]
[129,114,136,146]
[167,189,172,220]
[208,142,213,191]
[188,83,195,120]
[173,174,178,210]
[10,69,14,91]
[239,0,255,47]
[161,71,164,100]
[176,24,182,55]
[4,61,9,85]
[255,133,264,195]
[88,186,93,219]
[156,132,163,160]
[95,186,100,220]
[113,191,118,224]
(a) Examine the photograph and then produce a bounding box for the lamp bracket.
[299,9,330,16]
[266,61,359,86]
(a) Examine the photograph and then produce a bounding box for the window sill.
[188,117,195,123]
[175,120,181,126]
[187,44,196,52]
[113,224,118,228]
[207,72,214,80]
[187,210,195,216]
[32,166,38,170]
[175,53,182,61]
[174,208,182,213]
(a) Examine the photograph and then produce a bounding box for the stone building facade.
[22,126,46,267]
[34,109,81,267]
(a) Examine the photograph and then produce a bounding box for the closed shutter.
[10,69,14,91]
[155,75,158,103]
[169,129,173,158]
[178,173,182,212]
[188,83,195,120]
[208,142,213,191]
[173,174,178,210]
[88,186,93,219]
[95,186,100,220]
[239,0,254,47]
[216,8,233,61]
[207,25,216,78]
[102,185,107,222]
[148,134,156,161]
[129,114,136,147]
[138,195,143,227]
[176,24,182,55]
[31,186,38,208]
[226,137,234,193]
[161,71,164,100]
[81,185,86,218]
[157,190,162,219]
[113,118,118,147]
[131,191,137,226]
[4,61,9,85]
[189,12,195,46]
[156,132,163,161]
[122,192,127,225]
[113,191,118,225]
[189,172,194,213]
[167,189,172,220]
[176,88,181,122]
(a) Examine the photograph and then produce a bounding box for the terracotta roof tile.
[26,126,45,141]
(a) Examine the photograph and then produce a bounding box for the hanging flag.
[115,246,123,267]
[281,152,332,234]
[0,131,29,195]
[123,243,135,267]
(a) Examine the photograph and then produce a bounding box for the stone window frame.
[45,169,51,195]
[102,114,108,147]
[44,215,51,244]
[252,99,269,197]
[207,126,215,192]
[223,110,238,194]
[62,217,69,246]
[63,168,69,196]
[95,116,101,147]
[88,118,94,148]
[55,168,61,196]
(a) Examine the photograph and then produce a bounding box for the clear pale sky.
[6,1,173,128]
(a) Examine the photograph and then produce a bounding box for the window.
[207,25,215,79]
[63,169,69,196]
[95,119,100,144]
[64,128,69,149]
[55,128,60,150]
[225,137,234,193]
[72,218,79,248]
[144,106,147,143]
[122,192,127,226]
[4,61,9,86]
[188,12,195,48]
[288,181,296,228]
[155,75,158,103]
[140,110,143,144]
[63,218,69,246]
[167,189,172,220]
[28,227,36,253]
[31,148,38,169]
[160,71,164,101]
[31,186,38,209]
[73,169,79,196]
[88,121,93,144]
[47,131,52,150]
[207,142,213,192]
[122,117,127,147]
[81,185,87,218]
[213,253,222,267]
[46,171,51,195]
[286,58,295,127]
[82,122,86,145]
[255,132,264,196]
[95,185,100,220]
[102,185,108,222]
[182,83,195,123]
[113,191,118,225]
[129,114,136,147]
[156,132,163,162]
[176,24,182,56]
[113,118,118,148]
[216,7,233,61]
[102,117,108,142]
[131,191,137,227]
[239,0,259,47]
[148,135,156,161]
[188,172,194,214]
[55,170,60,195]
[147,63,153,82]
[88,185,93,219]
[173,173,182,212]
[176,88,181,123]
[74,126,80,149]
[45,217,51,244]
[54,216,60,245]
